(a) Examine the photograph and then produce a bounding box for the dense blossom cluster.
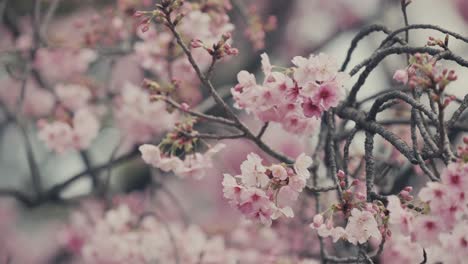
[38,108,100,154]
[115,82,179,145]
[222,153,312,225]
[140,143,225,179]
[384,157,468,263]
[134,1,234,103]
[34,48,97,83]
[60,202,237,264]
[242,4,277,50]
[0,78,55,117]
[310,172,386,245]
[59,197,320,264]
[139,118,225,179]
[37,83,100,154]
[232,53,349,134]
[393,53,458,91]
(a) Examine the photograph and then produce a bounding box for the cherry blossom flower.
[438,220,468,263]
[294,153,312,179]
[223,152,312,225]
[311,214,323,228]
[62,203,239,264]
[71,108,100,150]
[271,164,288,180]
[384,158,468,262]
[386,195,414,236]
[311,220,346,243]
[345,208,382,245]
[139,143,225,179]
[240,152,269,188]
[37,108,100,153]
[37,121,74,154]
[410,216,442,247]
[393,69,409,84]
[54,83,92,111]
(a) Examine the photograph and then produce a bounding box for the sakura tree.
[0,0,467,263]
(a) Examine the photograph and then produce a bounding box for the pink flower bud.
[393,69,408,84]
[134,11,144,18]
[312,214,323,228]
[227,48,239,56]
[222,32,232,40]
[190,39,203,49]
[141,25,149,33]
[181,102,190,111]
[340,180,346,188]
[337,170,346,180]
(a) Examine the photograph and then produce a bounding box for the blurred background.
[0,0,468,262]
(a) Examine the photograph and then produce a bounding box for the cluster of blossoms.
[37,83,100,154]
[59,196,320,264]
[310,172,386,245]
[34,48,97,83]
[0,78,55,118]
[393,53,457,104]
[384,155,468,263]
[59,201,237,263]
[139,118,225,179]
[243,4,277,50]
[232,53,349,134]
[0,50,96,120]
[74,9,133,47]
[222,153,313,225]
[191,32,239,59]
[114,82,178,145]
[134,0,234,103]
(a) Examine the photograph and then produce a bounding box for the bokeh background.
[0,0,468,262]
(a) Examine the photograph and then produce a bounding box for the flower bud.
[351,179,360,186]
[180,102,190,111]
[134,11,144,18]
[312,214,323,228]
[141,24,149,33]
[337,170,346,180]
[226,47,239,56]
[190,39,203,49]
[393,69,408,85]
[222,32,232,41]
[340,180,346,188]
